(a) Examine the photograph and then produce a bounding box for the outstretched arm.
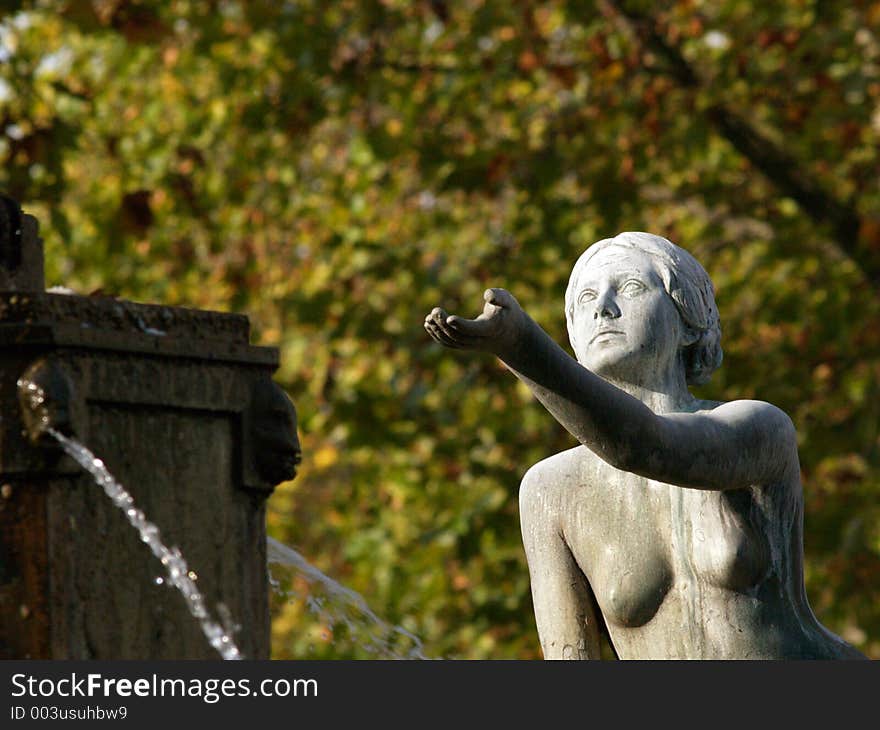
[425,289,798,490]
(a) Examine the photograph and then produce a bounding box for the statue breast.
[683,487,772,592]
[599,544,674,628]
[564,466,676,629]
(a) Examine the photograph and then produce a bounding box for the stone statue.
[250,378,302,486]
[425,232,866,659]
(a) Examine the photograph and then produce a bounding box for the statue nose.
[594,291,621,319]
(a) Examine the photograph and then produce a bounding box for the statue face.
[251,380,302,485]
[570,246,688,383]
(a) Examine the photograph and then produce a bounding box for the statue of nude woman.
[424,232,866,659]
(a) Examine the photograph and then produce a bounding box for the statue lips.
[589,329,625,344]
[280,448,302,481]
[263,448,301,484]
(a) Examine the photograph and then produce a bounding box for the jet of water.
[49,428,243,660]
[267,537,428,659]
[44,429,427,660]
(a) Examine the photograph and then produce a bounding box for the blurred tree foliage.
[1,0,878,658]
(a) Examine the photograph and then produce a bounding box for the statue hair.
[564,232,723,386]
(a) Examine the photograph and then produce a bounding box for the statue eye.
[578,289,597,304]
[619,279,645,296]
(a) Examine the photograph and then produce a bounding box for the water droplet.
[188,570,197,580]
[155,577,164,585]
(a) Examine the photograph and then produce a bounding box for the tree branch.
[601,1,875,283]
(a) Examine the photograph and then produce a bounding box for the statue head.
[564,232,722,386]
[250,379,302,486]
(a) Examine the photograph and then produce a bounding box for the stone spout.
[17,358,77,447]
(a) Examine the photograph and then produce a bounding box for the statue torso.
[524,437,855,659]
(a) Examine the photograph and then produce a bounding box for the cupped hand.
[424,288,525,357]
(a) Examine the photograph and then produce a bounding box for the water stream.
[48,429,428,660]
[266,537,428,659]
[49,429,244,660]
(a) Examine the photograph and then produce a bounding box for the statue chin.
[580,352,638,387]
[256,447,301,485]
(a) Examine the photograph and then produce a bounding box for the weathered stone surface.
[0,292,273,363]
[426,231,867,660]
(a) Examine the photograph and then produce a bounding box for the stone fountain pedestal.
[0,197,296,659]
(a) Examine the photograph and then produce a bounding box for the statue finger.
[484,288,514,309]
[425,320,466,349]
[436,318,479,347]
[424,318,448,341]
[447,314,492,338]
[427,319,486,350]
[434,310,459,336]
[426,306,450,324]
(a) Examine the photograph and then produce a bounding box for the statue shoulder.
[698,398,797,438]
[688,399,800,481]
[521,445,593,489]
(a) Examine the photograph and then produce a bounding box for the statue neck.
[600,361,696,414]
